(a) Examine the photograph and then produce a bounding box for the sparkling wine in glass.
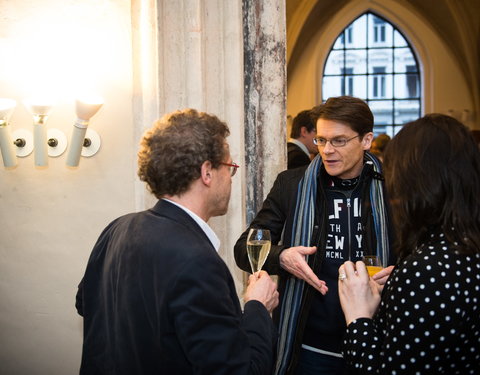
[246,228,271,275]
[363,255,383,277]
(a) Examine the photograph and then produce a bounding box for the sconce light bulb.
[75,96,104,122]
[23,99,55,124]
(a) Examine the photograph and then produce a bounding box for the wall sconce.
[0,98,18,168]
[12,129,34,158]
[24,99,55,167]
[66,97,103,167]
[47,128,68,157]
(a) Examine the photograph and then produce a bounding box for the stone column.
[243,0,287,224]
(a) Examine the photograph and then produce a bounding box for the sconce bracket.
[81,129,101,157]
[12,129,34,157]
[47,128,67,157]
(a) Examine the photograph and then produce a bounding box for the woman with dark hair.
[337,114,480,374]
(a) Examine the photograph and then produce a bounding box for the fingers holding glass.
[362,255,383,277]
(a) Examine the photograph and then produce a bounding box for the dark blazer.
[287,142,311,169]
[76,199,276,375]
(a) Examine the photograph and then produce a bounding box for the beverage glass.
[362,255,383,277]
[246,228,271,275]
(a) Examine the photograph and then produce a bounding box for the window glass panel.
[324,50,344,75]
[370,14,387,45]
[333,34,344,49]
[368,49,393,73]
[394,100,421,124]
[350,14,367,48]
[394,30,408,47]
[348,49,367,74]
[394,74,420,99]
[394,48,416,72]
[351,75,367,99]
[323,76,343,97]
[369,100,394,125]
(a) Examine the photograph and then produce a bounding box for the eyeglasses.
[313,135,360,148]
[220,162,240,176]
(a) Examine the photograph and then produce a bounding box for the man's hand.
[279,246,328,295]
[243,271,279,313]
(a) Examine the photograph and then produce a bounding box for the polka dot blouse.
[342,232,480,374]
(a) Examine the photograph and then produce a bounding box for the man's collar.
[161,198,221,251]
[288,138,310,156]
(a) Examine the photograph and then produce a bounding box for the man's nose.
[323,141,335,153]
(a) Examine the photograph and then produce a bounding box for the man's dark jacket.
[76,199,276,375]
[287,142,311,169]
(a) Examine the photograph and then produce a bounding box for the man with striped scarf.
[235,96,395,375]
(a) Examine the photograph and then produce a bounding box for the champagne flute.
[362,255,383,277]
[246,228,271,276]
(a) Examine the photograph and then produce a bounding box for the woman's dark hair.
[311,96,374,136]
[383,113,480,258]
[137,109,229,198]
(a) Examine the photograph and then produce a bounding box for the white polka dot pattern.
[342,232,480,374]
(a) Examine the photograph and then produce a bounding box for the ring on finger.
[338,273,347,281]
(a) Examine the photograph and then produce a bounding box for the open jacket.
[77,199,277,375]
[234,159,394,374]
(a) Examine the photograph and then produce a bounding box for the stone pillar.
[243,0,287,224]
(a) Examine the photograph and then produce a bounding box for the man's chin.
[212,206,229,218]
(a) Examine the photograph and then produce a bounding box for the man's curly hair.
[137,109,230,198]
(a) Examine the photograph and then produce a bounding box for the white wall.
[0,1,135,373]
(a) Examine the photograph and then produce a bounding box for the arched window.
[322,12,421,136]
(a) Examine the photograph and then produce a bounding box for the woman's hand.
[338,261,381,325]
[371,265,394,293]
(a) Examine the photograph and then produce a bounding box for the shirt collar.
[288,138,310,157]
[162,198,221,252]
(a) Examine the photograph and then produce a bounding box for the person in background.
[339,113,480,374]
[369,133,390,162]
[235,96,395,375]
[287,109,318,169]
[76,109,279,375]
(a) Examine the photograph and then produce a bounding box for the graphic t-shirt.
[302,179,367,355]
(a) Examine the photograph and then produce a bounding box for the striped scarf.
[274,152,390,375]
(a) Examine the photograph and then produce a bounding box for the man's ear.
[299,126,309,137]
[200,160,213,186]
[362,132,374,150]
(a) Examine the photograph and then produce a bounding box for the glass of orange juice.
[362,255,383,277]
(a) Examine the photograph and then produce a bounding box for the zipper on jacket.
[346,197,352,261]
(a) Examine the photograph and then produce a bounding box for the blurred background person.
[338,113,480,374]
[369,133,390,162]
[287,109,318,169]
